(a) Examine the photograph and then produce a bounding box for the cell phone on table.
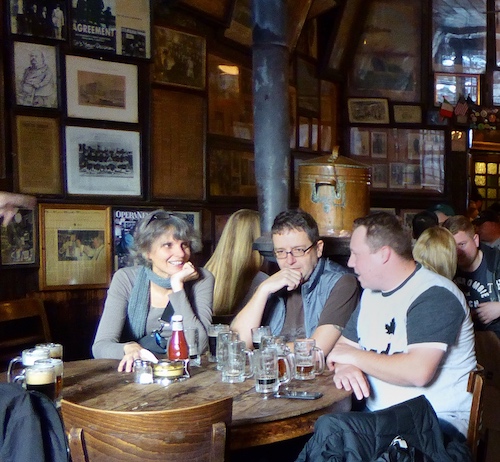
[273,390,323,400]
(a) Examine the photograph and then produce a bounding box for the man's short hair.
[442,215,475,238]
[412,210,438,240]
[272,209,320,244]
[353,212,413,260]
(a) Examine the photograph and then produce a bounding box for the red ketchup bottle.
[168,315,190,378]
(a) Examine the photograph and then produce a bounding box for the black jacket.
[0,383,69,462]
[295,395,471,462]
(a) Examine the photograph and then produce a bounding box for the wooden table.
[62,358,351,450]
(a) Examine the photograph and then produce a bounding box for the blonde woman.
[413,226,457,280]
[205,209,268,320]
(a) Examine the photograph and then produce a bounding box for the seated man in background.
[231,209,359,355]
[444,215,500,337]
[327,212,475,439]
[472,209,500,249]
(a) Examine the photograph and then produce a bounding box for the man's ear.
[316,239,324,257]
[473,233,480,247]
[378,245,391,264]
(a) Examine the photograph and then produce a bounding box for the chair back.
[0,298,51,369]
[61,396,233,462]
[467,365,486,462]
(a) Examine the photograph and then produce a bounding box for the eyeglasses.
[274,243,316,259]
[146,212,187,228]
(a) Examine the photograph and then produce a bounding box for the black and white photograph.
[65,126,141,196]
[9,0,67,40]
[14,41,58,108]
[407,132,423,160]
[350,128,369,156]
[72,0,116,53]
[0,208,36,266]
[371,164,388,189]
[371,131,387,158]
[348,98,390,124]
[66,56,138,123]
[404,164,421,189]
[116,0,151,58]
[57,229,105,262]
[389,162,405,189]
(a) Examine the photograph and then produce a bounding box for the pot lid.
[300,146,370,169]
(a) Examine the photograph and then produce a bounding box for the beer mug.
[35,358,63,407]
[216,331,239,371]
[221,340,254,383]
[18,362,57,402]
[7,347,50,383]
[261,335,295,383]
[293,338,325,380]
[251,326,271,350]
[254,348,291,394]
[184,327,201,367]
[207,324,230,362]
[36,342,63,359]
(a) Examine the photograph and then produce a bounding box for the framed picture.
[299,116,311,149]
[9,0,68,40]
[400,209,423,232]
[14,41,58,108]
[223,0,252,47]
[209,147,256,197]
[348,98,390,124]
[390,163,406,189]
[407,132,423,160]
[15,115,62,195]
[371,131,387,158]
[113,207,201,270]
[65,126,141,197]
[393,104,422,124]
[0,208,37,266]
[153,26,206,90]
[39,204,111,290]
[404,164,421,189]
[115,0,151,59]
[451,130,468,152]
[371,164,388,189]
[66,56,138,123]
[350,128,370,156]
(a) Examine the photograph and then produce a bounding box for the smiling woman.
[92,209,213,373]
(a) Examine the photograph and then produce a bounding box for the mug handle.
[7,356,23,384]
[279,353,294,384]
[244,349,254,379]
[312,347,325,375]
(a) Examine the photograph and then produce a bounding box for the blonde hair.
[205,209,263,315]
[413,226,457,280]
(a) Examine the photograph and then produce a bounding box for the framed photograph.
[451,130,468,152]
[223,0,252,47]
[299,116,311,149]
[371,131,387,158]
[15,115,62,195]
[393,104,422,124]
[407,132,423,160]
[404,164,421,189]
[153,26,206,90]
[115,0,151,59]
[209,147,256,197]
[348,98,390,124]
[9,0,67,40]
[371,164,388,189]
[0,208,37,266]
[400,209,423,232]
[39,204,111,290]
[66,56,138,123]
[113,207,201,270]
[14,41,58,108]
[390,163,405,189]
[65,126,141,197]
[207,54,253,140]
[350,128,370,156]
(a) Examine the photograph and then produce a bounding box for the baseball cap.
[427,203,455,217]
[472,210,500,226]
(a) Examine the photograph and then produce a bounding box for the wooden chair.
[61,397,233,462]
[0,298,51,369]
[467,365,486,462]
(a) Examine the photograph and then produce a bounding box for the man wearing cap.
[473,209,500,249]
[443,215,500,337]
[427,203,455,225]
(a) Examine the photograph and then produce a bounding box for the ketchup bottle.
[168,315,189,377]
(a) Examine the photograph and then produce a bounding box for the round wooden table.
[62,358,351,450]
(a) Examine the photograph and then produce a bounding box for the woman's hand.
[170,262,199,291]
[118,342,158,372]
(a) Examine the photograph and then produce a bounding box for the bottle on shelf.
[167,314,190,378]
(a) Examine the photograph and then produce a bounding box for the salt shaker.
[133,359,153,384]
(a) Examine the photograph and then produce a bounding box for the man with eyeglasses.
[231,209,359,354]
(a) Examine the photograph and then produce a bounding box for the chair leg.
[68,427,89,462]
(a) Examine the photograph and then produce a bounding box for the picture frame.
[209,147,256,197]
[400,209,423,232]
[65,126,141,197]
[371,131,387,158]
[14,41,58,108]
[9,0,68,40]
[393,104,422,124]
[371,164,388,189]
[223,0,252,47]
[39,204,111,290]
[112,207,201,270]
[0,208,37,266]
[66,56,138,123]
[451,130,467,152]
[407,132,423,160]
[299,116,311,149]
[153,26,206,90]
[350,127,370,156]
[348,98,390,124]
[14,115,62,195]
[389,162,406,189]
[404,164,422,189]
[115,0,151,59]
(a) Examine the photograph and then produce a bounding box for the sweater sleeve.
[168,267,214,353]
[92,267,136,360]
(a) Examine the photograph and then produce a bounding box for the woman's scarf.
[127,266,172,339]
